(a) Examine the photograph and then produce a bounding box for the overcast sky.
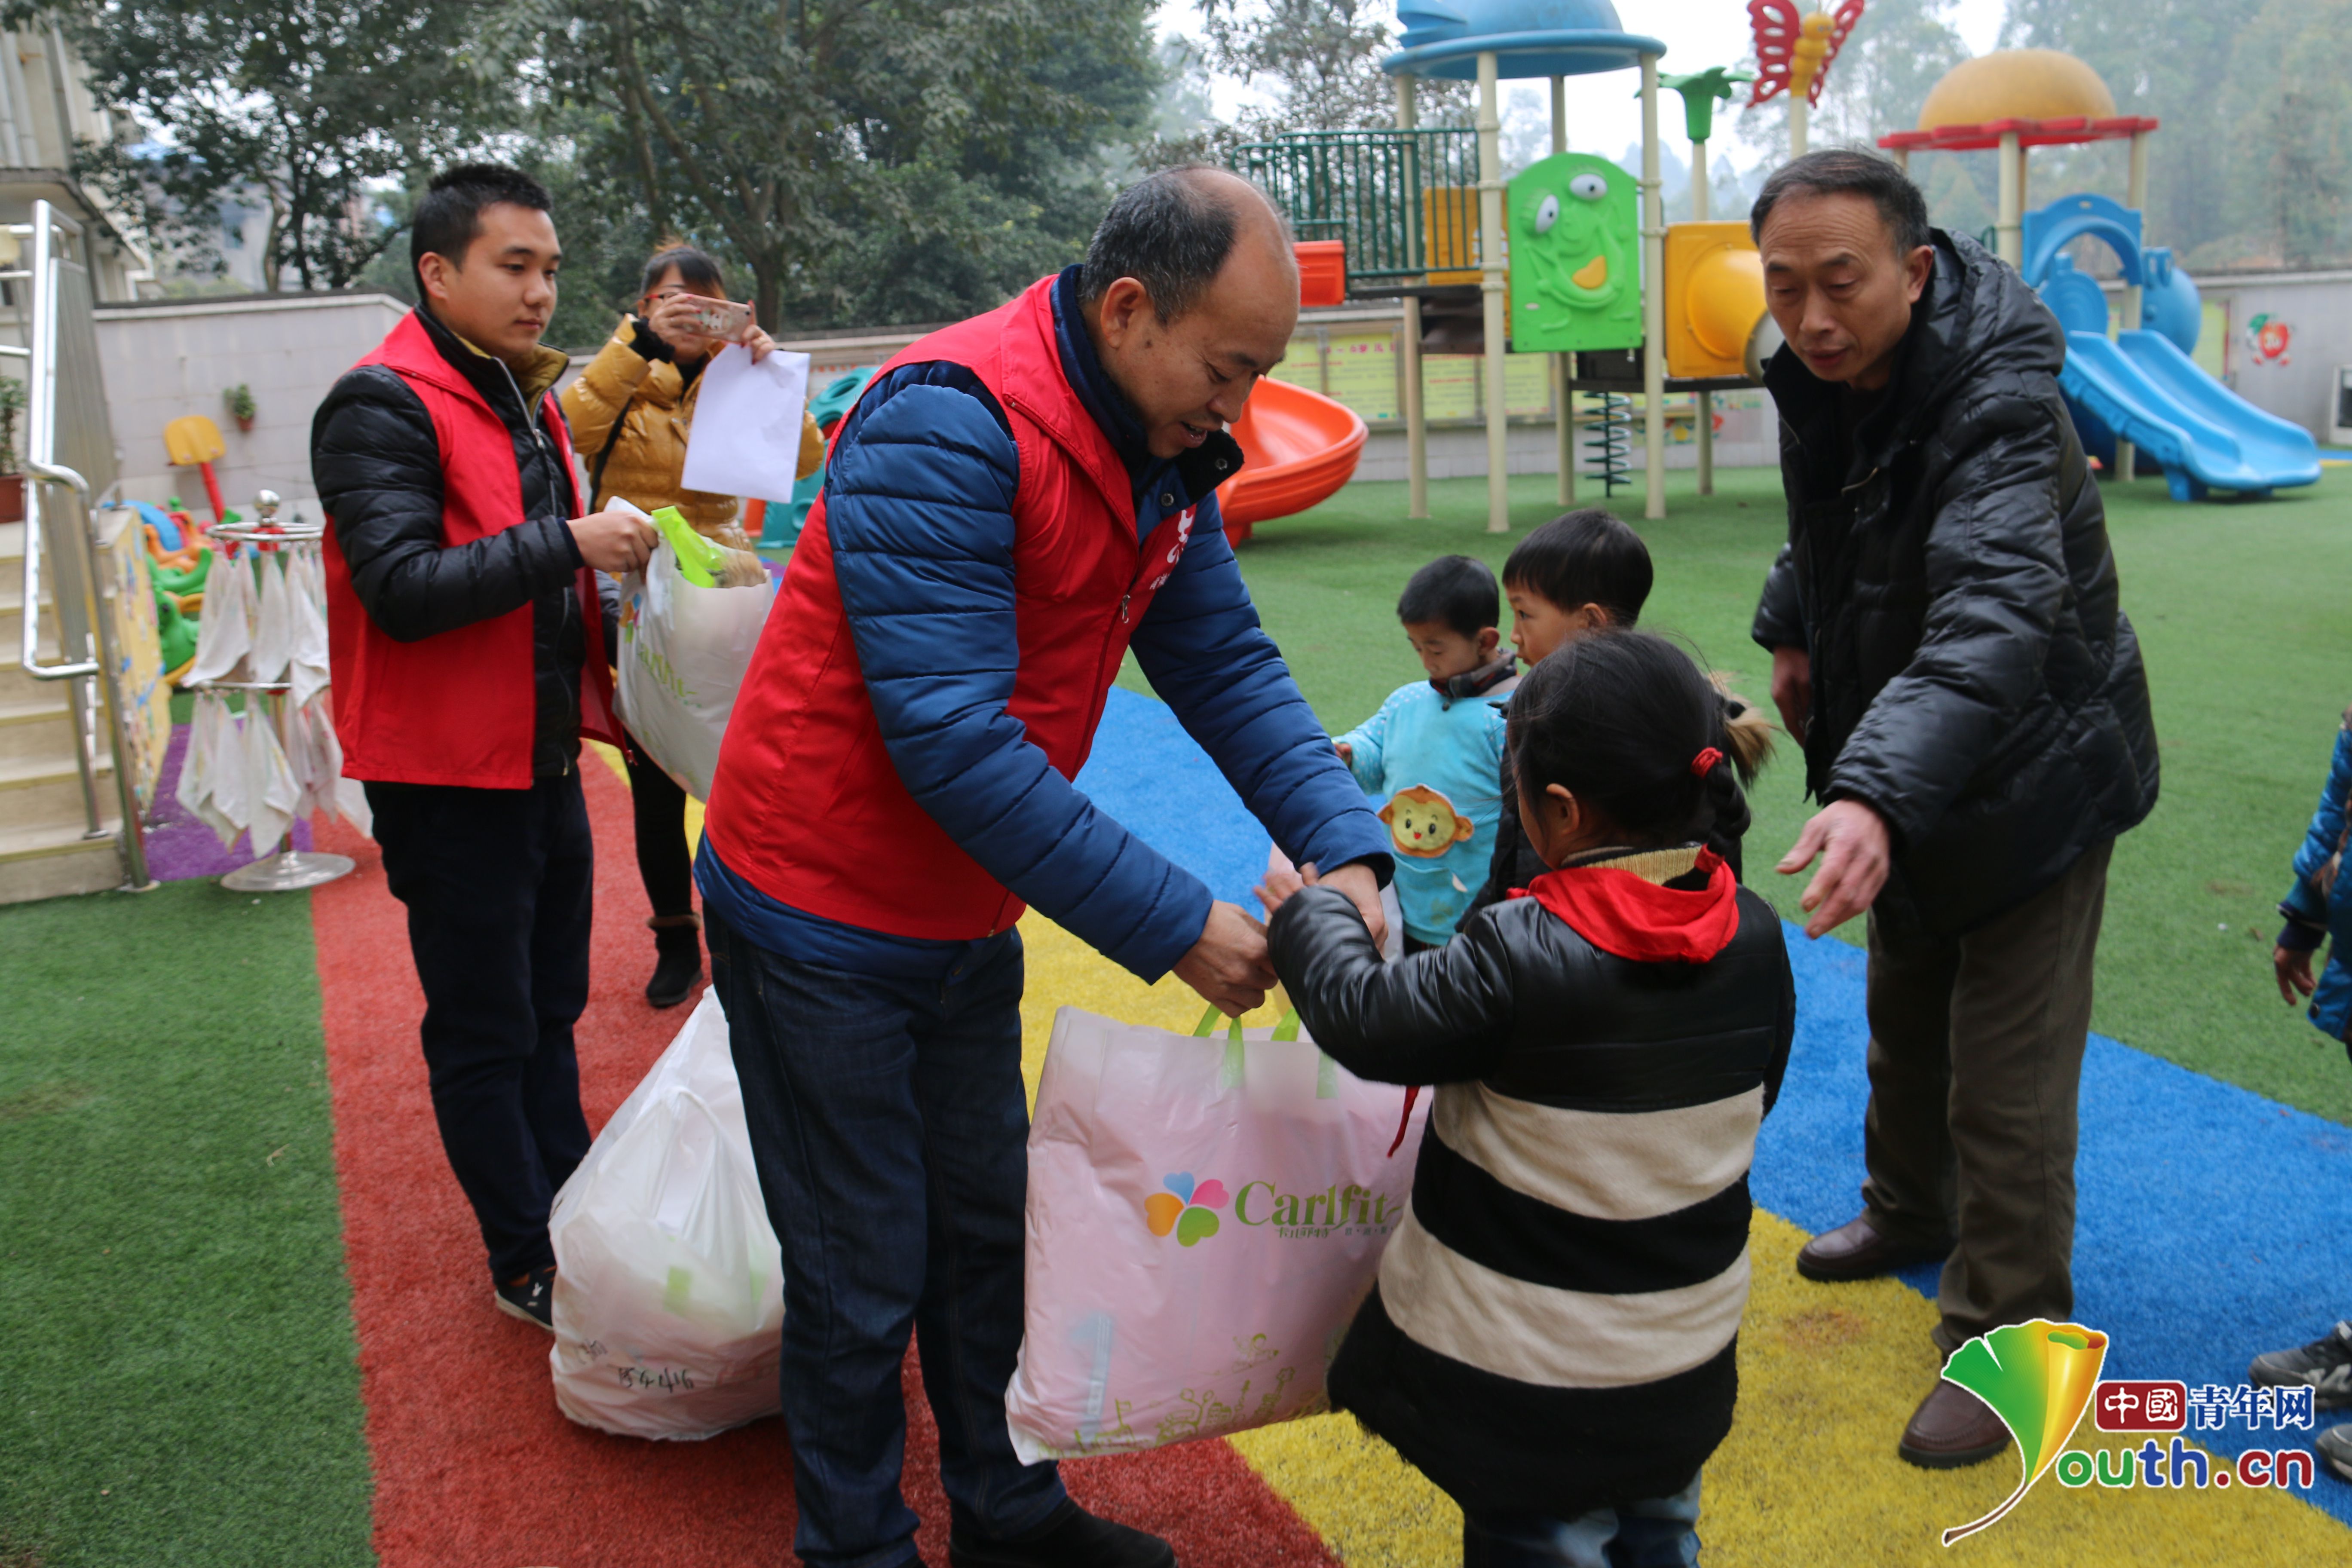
[1159,0,2013,170]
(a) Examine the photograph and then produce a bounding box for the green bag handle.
[652,504,726,588]
[1194,1004,1332,1095]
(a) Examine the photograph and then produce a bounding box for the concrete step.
[0,816,126,904]
[0,695,74,763]
[0,747,114,833]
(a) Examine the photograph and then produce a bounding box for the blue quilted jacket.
[2278,715,2352,1044]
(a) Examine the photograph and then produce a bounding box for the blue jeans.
[706,906,1066,1568]
[1463,1473,1703,1568]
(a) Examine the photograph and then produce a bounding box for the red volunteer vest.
[323,312,618,788]
[702,275,1201,940]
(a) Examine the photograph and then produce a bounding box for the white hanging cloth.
[248,550,294,687]
[184,549,254,687]
[286,549,331,712]
[191,694,252,849]
[242,698,300,858]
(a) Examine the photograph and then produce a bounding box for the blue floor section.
[1080,687,2352,1519]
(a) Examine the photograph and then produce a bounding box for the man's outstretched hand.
[1315,861,1388,952]
[1253,859,1388,952]
[1176,900,1278,1017]
[1778,799,1891,938]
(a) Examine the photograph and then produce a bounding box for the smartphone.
[677,294,750,340]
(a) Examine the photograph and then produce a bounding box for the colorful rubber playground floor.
[4,469,2350,1565]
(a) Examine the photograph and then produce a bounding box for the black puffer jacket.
[1752,228,2159,939]
[311,306,592,778]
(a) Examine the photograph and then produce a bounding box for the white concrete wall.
[94,291,408,523]
[2191,271,2352,443]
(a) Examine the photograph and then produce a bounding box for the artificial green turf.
[1137,463,2352,1127]
[0,882,372,1567]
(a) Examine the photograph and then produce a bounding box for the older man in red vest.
[311,164,657,1331]
[700,168,1393,1568]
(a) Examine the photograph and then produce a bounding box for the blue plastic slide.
[2061,329,2321,501]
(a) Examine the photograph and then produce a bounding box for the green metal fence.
[1229,127,1483,290]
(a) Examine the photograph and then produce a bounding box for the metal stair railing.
[14,199,150,889]
[1230,127,1481,291]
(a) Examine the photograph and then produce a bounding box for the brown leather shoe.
[1795,1213,1953,1282]
[1899,1380,2013,1469]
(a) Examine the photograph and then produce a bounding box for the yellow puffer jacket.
[560,316,825,548]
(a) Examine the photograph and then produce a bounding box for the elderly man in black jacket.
[1751,151,2159,1468]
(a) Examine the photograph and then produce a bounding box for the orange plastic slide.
[1219,377,1366,544]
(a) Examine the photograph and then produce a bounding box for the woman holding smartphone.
[563,242,825,1007]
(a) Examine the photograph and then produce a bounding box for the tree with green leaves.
[62,0,510,291]
[2001,0,2264,264]
[502,0,1155,333]
[1191,0,1469,143]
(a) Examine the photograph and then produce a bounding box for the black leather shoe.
[1796,1213,1953,1283]
[949,1501,1176,1568]
[1899,1379,2012,1469]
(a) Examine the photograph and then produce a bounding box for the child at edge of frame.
[1259,628,1797,1568]
[1330,554,1519,954]
[2253,700,2352,1483]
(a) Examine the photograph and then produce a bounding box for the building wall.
[2187,271,2352,443]
[94,292,409,522]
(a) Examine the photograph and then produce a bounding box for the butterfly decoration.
[1749,0,1867,107]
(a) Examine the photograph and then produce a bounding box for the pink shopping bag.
[1004,1003,1427,1461]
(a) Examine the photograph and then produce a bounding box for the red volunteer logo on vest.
[1148,506,1197,591]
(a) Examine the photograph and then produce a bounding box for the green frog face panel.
[1508,150,1643,353]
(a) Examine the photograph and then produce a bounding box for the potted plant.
[224,383,256,434]
[0,375,25,524]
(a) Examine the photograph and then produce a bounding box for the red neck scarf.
[1515,846,1741,963]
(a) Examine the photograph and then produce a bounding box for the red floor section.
[309,765,1338,1568]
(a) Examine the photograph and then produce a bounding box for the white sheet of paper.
[679,343,812,503]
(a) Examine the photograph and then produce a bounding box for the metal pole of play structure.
[1640,53,1667,521]
[1477,49,1510,533]
[1552,74,1574,506]
[1396,72,1430,519]
[2115,128,2151,485]
[1690,130,1714,496]
[1788,95,1807,159]
[1995,129,2023,267]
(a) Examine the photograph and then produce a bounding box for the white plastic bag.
[1004,1005,1426,1462]
[549,991,786,1440]
[615,541,772,799]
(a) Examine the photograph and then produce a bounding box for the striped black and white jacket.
[1268,846,1795,1520]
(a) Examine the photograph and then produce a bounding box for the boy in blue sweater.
[1334,556,1518,951]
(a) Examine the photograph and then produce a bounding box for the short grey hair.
[1079,166,1286,322]
[1750,148,1932,256]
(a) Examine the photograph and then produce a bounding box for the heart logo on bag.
[1144,1174,1229,1246]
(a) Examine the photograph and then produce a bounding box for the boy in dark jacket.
[310,164,656,1329]
[1265,631,1795,1568]
[1470,510,1766,916]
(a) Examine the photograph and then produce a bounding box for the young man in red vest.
[310,164,657,1329]
[699,168,1393,1568]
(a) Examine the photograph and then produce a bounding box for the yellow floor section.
[1011,910,2352,1567]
